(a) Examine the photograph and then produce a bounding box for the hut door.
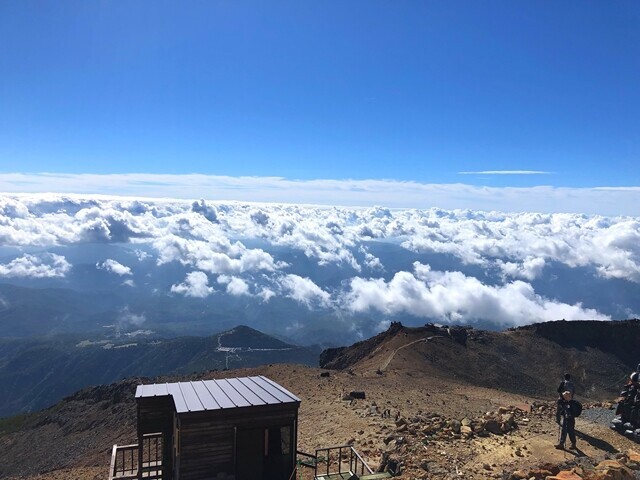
[235,428,263,480]
[235,427,289,480]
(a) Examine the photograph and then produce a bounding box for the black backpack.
[571,400,582,417]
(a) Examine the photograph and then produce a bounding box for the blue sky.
[0,1,638,192]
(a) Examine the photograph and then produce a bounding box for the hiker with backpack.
[555,391,582,450]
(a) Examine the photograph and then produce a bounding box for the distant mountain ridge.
[0,325,318,418]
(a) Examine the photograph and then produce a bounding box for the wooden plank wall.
[138,397,174,435]
[178,408,297,480]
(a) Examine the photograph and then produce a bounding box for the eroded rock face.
[525,319,640,368]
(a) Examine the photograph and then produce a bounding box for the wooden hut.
[109,375,300,480]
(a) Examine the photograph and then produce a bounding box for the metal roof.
[135,375,301,414]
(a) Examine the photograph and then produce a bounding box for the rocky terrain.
[2,320,640,479]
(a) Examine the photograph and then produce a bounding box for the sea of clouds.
[1,194,639,329]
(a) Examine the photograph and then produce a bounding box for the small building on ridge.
[109,375,300,480]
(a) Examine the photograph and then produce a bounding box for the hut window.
[280,426,291,455]
[263,426,291,456]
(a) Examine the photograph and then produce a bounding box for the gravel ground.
[581,407,617,427]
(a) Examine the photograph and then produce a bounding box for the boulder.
[460,425,473,435]
[526,468,555,480]
[627,449,640,464]
[585,460,635,480]
[546,471,583,480]
[484,419,502,435]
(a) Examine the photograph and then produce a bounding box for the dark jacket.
[556,399,578,423]
[621,383,639,403]
[557,379,575,396]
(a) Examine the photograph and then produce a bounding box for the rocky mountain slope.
[321,320,640,399]
[2,320,640,480]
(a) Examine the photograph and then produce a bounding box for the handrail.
[296,449,317,460]
[109,432,164,480]
[313,444,373,478]
[351,447,374,475]
[109,444,138,480]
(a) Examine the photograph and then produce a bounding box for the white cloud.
[0,194,638,329]
[257,287,276,302]
[497,257,546,281]
[97,259,132,276]
[0,253,71,278]
[117,307,146,328]
[343,263,609,326]
[1,194,640,285]
[280,274,331,308]
[217,275,250,296]
[171,271,214,298]
[134,249,151,261]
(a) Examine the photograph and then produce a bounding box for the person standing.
[556,391,578,450]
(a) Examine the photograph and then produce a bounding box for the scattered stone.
[509,470,528,480]
[448,419,461,434]
[395,417,408,427]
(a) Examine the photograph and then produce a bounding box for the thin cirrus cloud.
[1,172,639,215]
[458,170,552,175]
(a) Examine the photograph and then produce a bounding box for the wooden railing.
[109,433,164,480]
[313,445,373,478]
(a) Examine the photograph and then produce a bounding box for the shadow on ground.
[576,429,618,453]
